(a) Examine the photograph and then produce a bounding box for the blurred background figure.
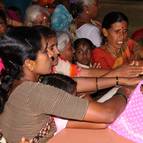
[24,4,50,27]
[3,0,32,19]
[51,4,73,33]
[69,0,102,47]
[131,28,143,47]
[0,9,7,36]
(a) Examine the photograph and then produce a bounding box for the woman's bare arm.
[66,120,108,129]
[75,76,140,93]
[79,64,143,78]
[83,87,128,124]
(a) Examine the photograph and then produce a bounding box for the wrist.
[116,92,128,103]
[116,87,128,103]
[116,76,119,86]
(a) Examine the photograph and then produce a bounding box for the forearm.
[83,92,127,123]
[75,75,140,93]
[75,77,117,92]
[66,120,108,129]
[79,68,111,77]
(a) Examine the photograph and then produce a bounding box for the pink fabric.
[7,9,21,22]
[109,81,143,143]
[0,58,4,72]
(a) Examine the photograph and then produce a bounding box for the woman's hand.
[93,62,101,69]
[19,137,31,143]
[107,64,143,77]
[120,77,141,87]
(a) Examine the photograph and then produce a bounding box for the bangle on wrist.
[116,76,119,86]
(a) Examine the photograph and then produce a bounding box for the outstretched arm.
[79,64,143,78]
[75,76,140,93]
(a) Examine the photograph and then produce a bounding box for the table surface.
[48,128,134,143]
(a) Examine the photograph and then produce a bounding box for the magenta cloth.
[0,58,4,72]
[109,81,143,143]
[7,9,21,22]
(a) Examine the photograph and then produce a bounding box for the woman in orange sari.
[92,11,143,69]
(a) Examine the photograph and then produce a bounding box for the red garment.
[132,28,143,41]
[92,39,135,69]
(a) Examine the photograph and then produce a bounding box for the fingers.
[20,137,30,143]
[93,62,101,69]
[129,60,139,66]
[127,65,143,77]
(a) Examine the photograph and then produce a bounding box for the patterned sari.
[92,39,137,69]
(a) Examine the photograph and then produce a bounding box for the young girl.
[0,26,133,143]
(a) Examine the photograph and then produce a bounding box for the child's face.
[75,44,92,66]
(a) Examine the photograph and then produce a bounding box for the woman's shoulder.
[92,47,107,55]
[11,81,50,95]
[78,23,99,31]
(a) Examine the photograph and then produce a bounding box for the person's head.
[0,26,55,113]
[0,9,7,36]
[24,4,50,27]
[73,38,94,66]
[51,4,73,32]
[69,0,100,20]
[131,28,143,46]
[102,11,129,50]
[33,25,59,65]
[0,1,5,10]
[57,31,73,62]
[40,73,77,95]
[6,6,22,22]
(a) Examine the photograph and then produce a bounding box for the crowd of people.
[0,0,143,143]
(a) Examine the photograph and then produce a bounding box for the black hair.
[0,26,42,113]
[102,11,129,29]
[0,9,7,25]
[73,38,95,64]
[33,25,56,39]
[40,73,77,95]
[69,1,83,19]
[73,38,95,51]
[101,11,129,44]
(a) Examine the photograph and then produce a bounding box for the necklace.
[105,44,119,57]
[105,43,128,58]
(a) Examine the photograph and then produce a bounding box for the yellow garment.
[112,56,124,69]
[112,46,131,69]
